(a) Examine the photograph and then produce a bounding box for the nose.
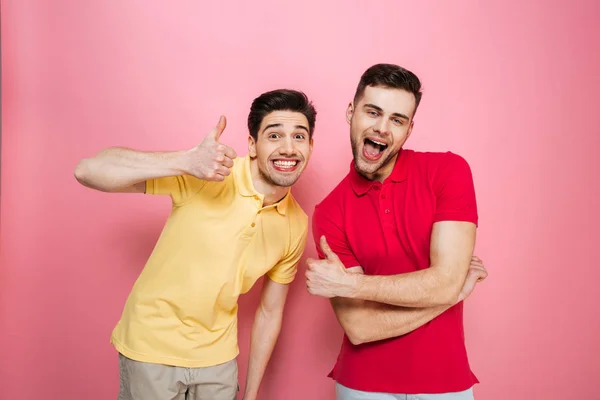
[279,136,296,155]
[373,118,391,136]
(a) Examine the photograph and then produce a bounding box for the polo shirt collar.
[235,155,290,215]
[350,149,410,196]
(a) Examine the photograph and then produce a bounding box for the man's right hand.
[184,115,238,181]
[457,255,488,302]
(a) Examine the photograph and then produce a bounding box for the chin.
[354,159,379,176]
[272,175,301,188]
[265,168,303,188]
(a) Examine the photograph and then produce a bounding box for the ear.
[346,102,354,125]
[248,135,257,158]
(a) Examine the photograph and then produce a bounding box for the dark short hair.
[353,63,423,116]
[247,89,317,140]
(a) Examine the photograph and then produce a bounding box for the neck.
[249,158,289,206]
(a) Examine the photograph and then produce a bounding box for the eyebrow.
[364,103,410,121]
[263,123,309,133]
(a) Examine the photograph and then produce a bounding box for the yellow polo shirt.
[110,155,308,367]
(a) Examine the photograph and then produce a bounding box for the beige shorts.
[118,353,239,400]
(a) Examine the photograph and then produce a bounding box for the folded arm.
[329,266,449,345]
[329,259,486,345]
[349,221,477,307]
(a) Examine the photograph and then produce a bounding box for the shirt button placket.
[253,195,263,229]
[381,186,391,216]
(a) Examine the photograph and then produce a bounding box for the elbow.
[347,330,367,346]
[74,158,111,192]
[340,316,370,346]
[74,159,90,186]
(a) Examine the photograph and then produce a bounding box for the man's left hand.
[305,236,357,298]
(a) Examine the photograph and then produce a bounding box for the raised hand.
[457,255,488,302]
[184,115,237,181]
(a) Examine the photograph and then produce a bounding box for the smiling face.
[348,85,416,181]
[248,110,313,189]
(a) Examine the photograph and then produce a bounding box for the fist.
[185,115,237,181]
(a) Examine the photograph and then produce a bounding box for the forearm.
[244,307,283,400]
[74,147,188,192]
[333,298,450,345]
[350,268,463,308]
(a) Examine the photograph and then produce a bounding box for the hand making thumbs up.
[184,115,238,181]
[305,236,357,298]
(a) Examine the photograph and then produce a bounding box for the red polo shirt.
[312,149,479,394]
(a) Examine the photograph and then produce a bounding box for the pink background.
[2,1,599,399]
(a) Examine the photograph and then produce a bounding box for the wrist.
[170,150,194,175]
[341,271,362,298]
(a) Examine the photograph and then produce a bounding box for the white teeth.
[273,160,298,168]
[371,139,386,146]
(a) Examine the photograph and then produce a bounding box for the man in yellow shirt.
[74,89,315,400]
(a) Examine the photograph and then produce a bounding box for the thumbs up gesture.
[305,236,357,298]
[184,115,238,181]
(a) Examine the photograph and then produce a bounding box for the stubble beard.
[258,161,301,188]
[350,134,396,180]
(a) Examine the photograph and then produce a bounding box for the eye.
[294,133,306,140]
[268,133,280,139]
[393,118,404,126]
[367,110,378,117]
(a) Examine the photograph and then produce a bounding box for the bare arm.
[74,148,188,193]
[349,221,476,307]
[307,221,476,308]
[244,278,289,400]
[332,297,448,345]
[73,116,236,193]
[329,260,486,345]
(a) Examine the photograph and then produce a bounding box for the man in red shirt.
[306,64,487,399]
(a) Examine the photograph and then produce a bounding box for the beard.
[350,134,398,180]
[257,159,304,188]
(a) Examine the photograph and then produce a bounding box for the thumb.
[208,115,227,141]
[320,236,339,261]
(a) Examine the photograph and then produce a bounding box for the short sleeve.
[433,153,478,226]
[145,175,207,205]
[312,203,360,269]
[267,225,308,284]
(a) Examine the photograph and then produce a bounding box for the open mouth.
[272,159,300,172]
[363,138,388,161]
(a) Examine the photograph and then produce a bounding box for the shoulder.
[409,150,473,181]
[284,195,309,247]
[230,155,248,181]
[286,195,309,226]
[410,150,470,169]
